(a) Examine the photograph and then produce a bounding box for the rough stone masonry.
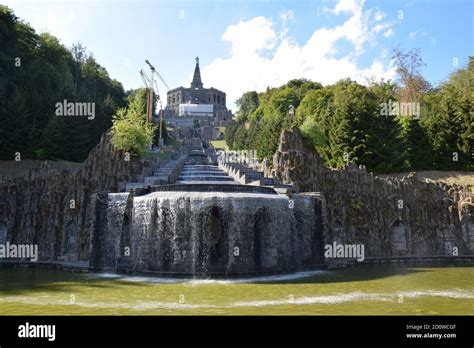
[272,128,474,257]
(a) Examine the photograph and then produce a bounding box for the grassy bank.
[210,140,229,151]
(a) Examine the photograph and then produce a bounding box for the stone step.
[244,172,263,180]
[248,177,274,186]
[181,167,223,171]
[181,171,227,176]
[179,176,235,181]
[232,168,256,174]
[144,176,166,185]
[182,168,219,171]
[125,182,149,191]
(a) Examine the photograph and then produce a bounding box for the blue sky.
[3,0,473,110]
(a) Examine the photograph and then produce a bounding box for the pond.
[0,263,472,315]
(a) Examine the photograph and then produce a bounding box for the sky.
[3,0,474,111]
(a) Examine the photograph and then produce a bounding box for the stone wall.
[272,129,474,257]
[0,132,150,262]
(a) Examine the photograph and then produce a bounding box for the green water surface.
[0,264,472,315]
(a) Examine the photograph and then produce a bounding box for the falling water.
[89,151,325,276]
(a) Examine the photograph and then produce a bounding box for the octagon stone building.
[165,57,231,121]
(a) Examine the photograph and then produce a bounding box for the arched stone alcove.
[65,220,78,257]
[332,220,343,243]
[0,221,6,244]
[391,220,408,252]
[253,208,267,271]
[197,206,225,273]
[206,206,223,266]
[160,208,174,271]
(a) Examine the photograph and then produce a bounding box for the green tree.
[398,116,434,170]
[0,5,125,161]
[235,91,259,122]
[299,116,327,151]
[232,124,248,150]
[229,54,472,174]
[424,58,473,170]
[41,117,65,159]
[111,90,155,155]
[224,122,238,149]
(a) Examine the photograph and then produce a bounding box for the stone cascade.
[149,155,187,184]
[218,160,294,195]
[88,142,326,276]
[125,155,187,191]
[178,164,235,184]
[88,190,325,275]
[219,161,271,185]
[175,139,237,184]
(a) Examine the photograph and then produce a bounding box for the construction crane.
[139,69,154,125]
[140,60,170,147]
[145,59,170,90]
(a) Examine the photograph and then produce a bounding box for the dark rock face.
[272,129,474,257]
[0,133,148,262]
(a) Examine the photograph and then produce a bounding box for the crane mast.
[139,69,153,125]
[141,60,170,147]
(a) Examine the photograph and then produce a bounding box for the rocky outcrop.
[0,132,152,262]
[273,129,474,257]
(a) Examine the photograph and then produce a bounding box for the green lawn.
[210,140,229,151]
[379,171,474,187]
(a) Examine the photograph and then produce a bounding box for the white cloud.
[222,16,276,57]
[331,0,363,15]
[279,10,295,39]
[201,0,396,109]
[280,10,295,22]
[2,1,90,46]
[408,30,437,45]
[383,28,394,37]
[373,21,393,35]
[374,11,386,21]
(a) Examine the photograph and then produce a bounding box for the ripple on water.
[1,290,473,311]
[1,266,473,314]
[89,269,329,285]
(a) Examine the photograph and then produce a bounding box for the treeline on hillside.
[226,51,473,174]
[0,6,126,162]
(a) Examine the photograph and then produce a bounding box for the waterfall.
[91,190,324,276]
[89,149,325,276]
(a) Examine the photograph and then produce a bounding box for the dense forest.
[226,53,473,174]
[0,6,126,162]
